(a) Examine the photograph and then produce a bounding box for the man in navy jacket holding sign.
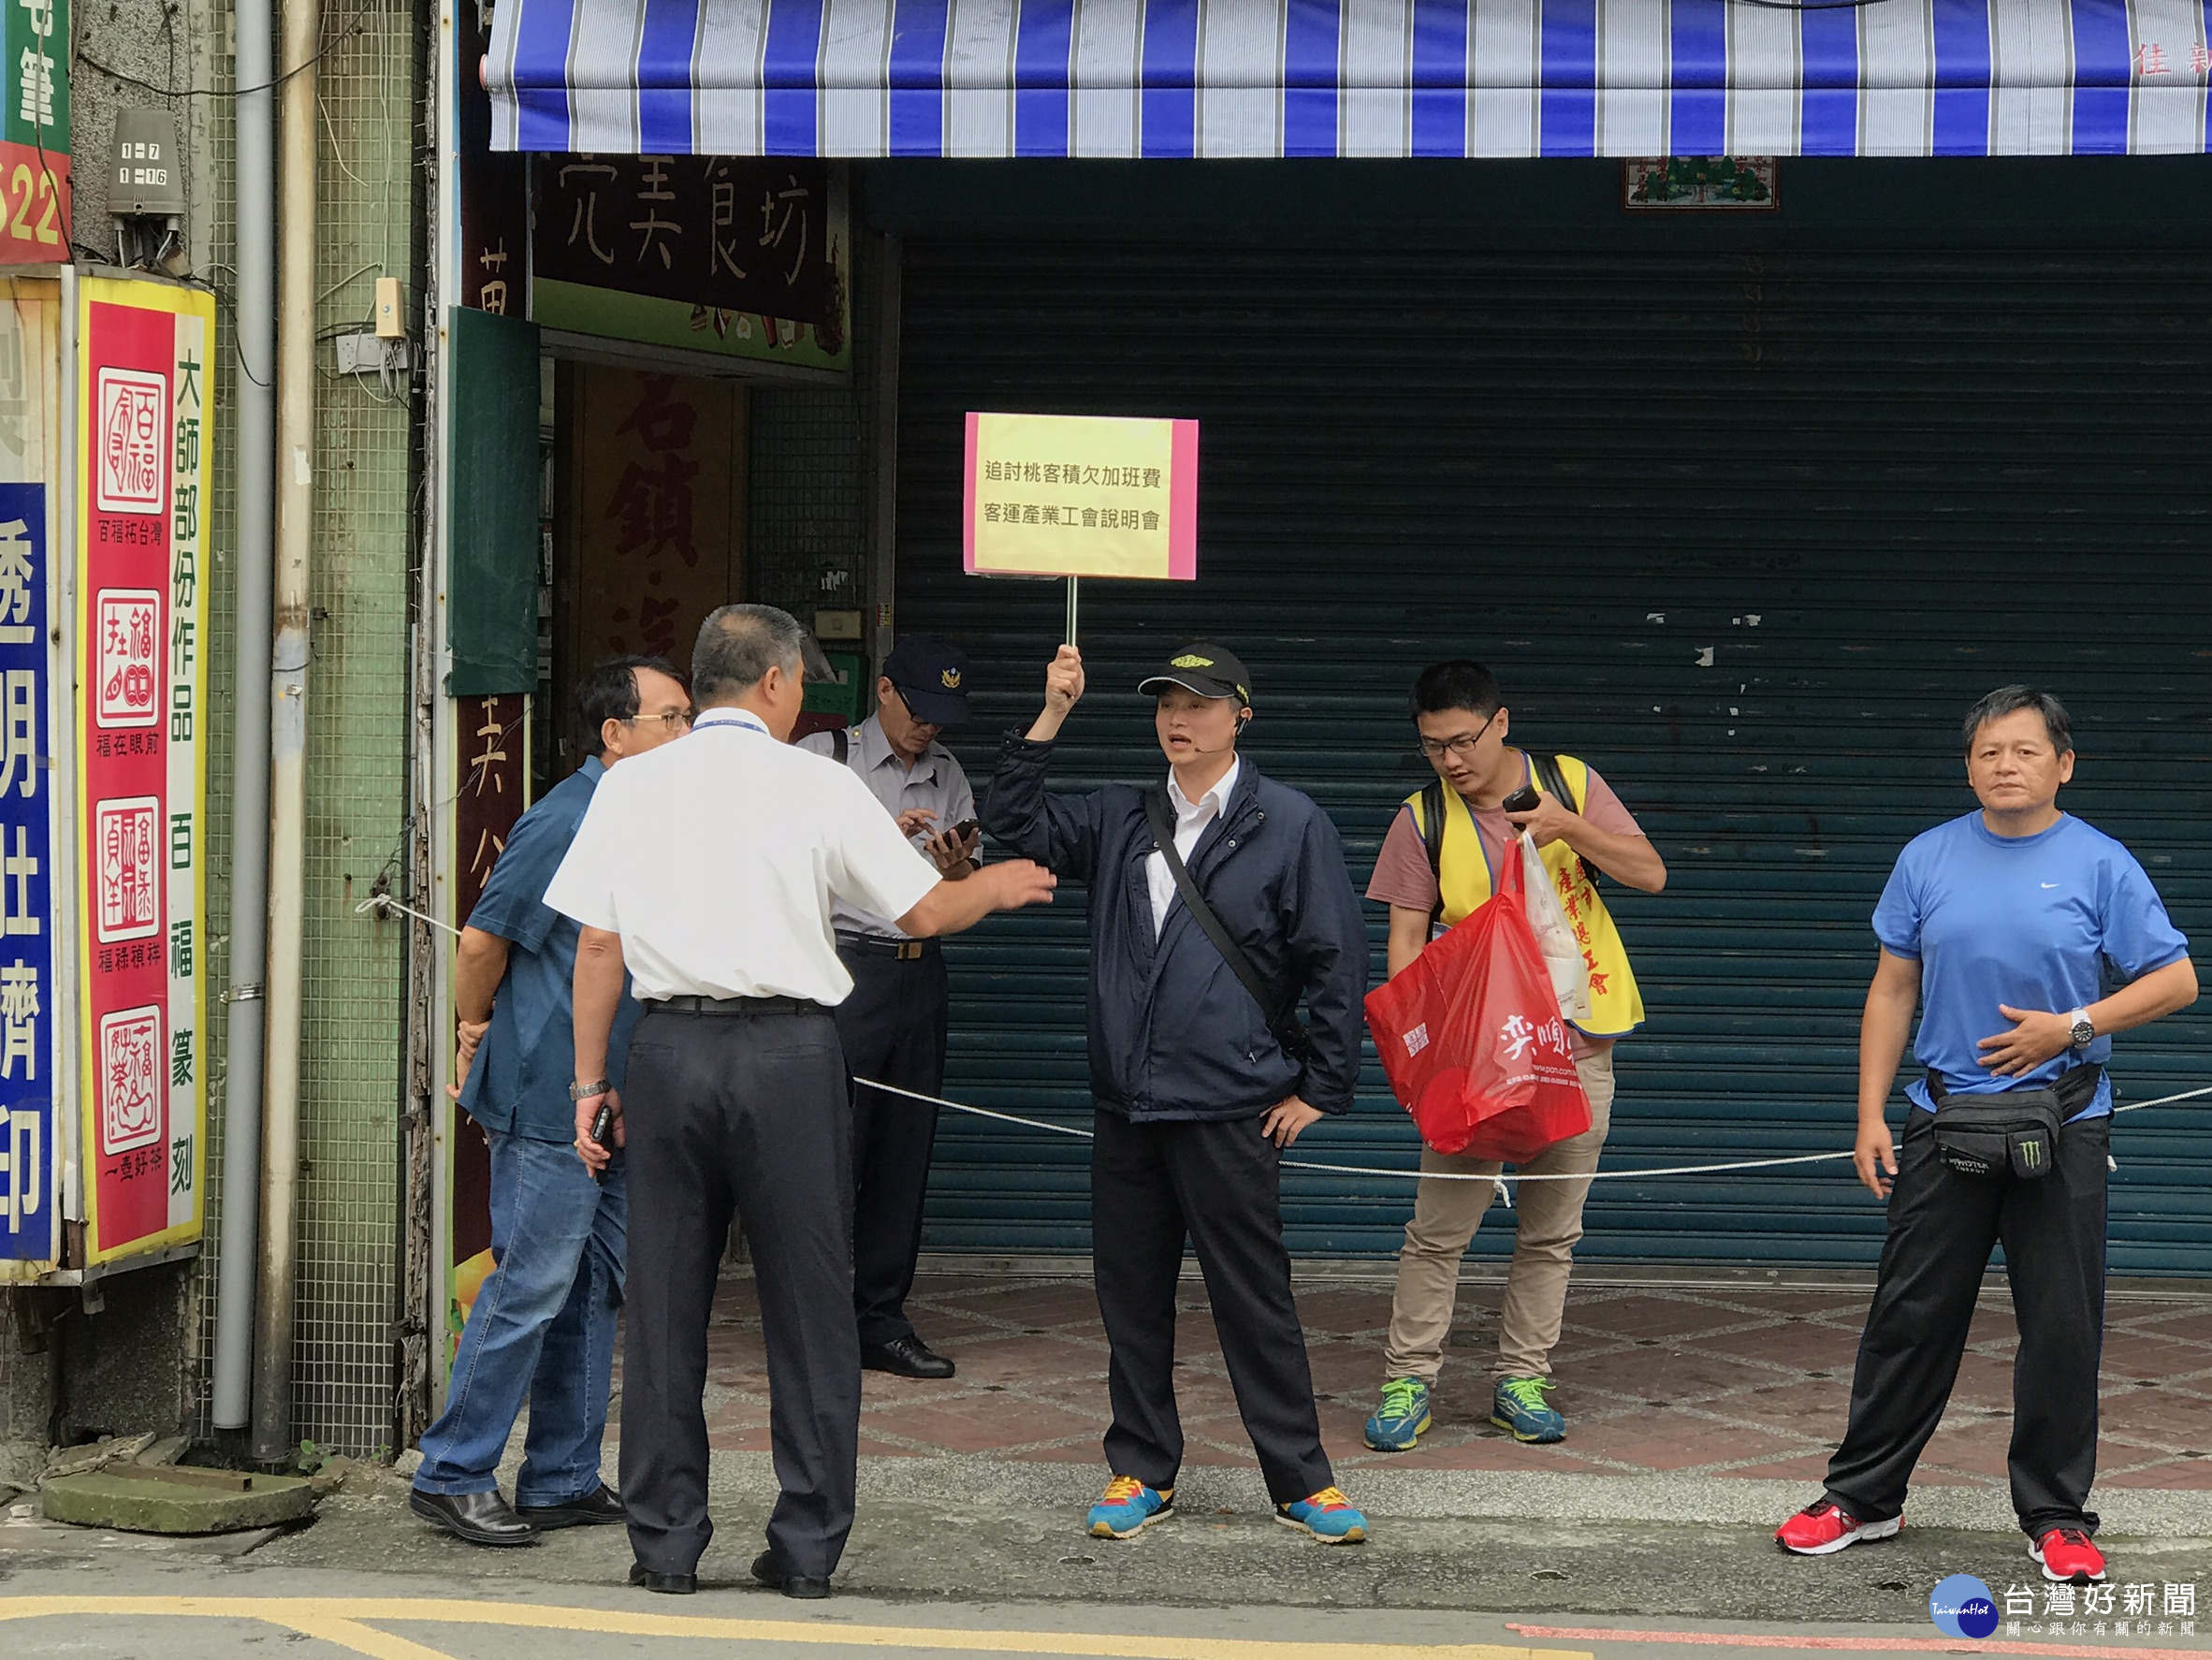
[984,643,1372,1545]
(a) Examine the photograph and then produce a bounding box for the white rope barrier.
[342,894,2212,1187]
[853,1076,2212,1187]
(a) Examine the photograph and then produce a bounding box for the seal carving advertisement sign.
[74,277,212,1264]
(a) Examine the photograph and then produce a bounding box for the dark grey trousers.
[1826,1106,2110,1537]
[831,943,950,1347]
[1091,1109,1334,1506]
[618,1004,859,1580]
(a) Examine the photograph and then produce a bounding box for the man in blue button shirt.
[1777,687,2196,1586]
[411,656,692,1547]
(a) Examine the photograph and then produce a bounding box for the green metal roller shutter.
[895,242,2212,1274]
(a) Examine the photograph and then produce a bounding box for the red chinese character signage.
[74,275,210,1265]
[563,363,741,692]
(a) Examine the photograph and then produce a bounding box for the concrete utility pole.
[251,0,317,1465]
[211,0,278,1437]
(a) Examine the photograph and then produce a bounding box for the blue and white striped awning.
[488,0,2212,158]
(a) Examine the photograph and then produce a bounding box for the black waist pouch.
[1928,1065,2099,1180]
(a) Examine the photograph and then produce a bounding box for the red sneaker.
[1775,1499,1901,1556]
[2030,1526,2107,1584]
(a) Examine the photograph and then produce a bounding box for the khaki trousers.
[1380,1047,1616,1384]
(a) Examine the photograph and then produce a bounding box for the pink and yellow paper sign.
[963,412,1198,581]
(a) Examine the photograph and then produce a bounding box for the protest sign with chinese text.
[963,413,1198,582]
[74,276,209,1264]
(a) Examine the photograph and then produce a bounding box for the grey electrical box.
[109,109,184,216]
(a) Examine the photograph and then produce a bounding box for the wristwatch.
[568,1078,613,1101]
[2067,1009,2095,1048]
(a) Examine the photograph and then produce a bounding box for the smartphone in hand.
[589,1098,616,1185]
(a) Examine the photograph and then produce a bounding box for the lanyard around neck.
[695,713,769,737]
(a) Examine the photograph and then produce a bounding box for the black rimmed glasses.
[1416,708,1498,762]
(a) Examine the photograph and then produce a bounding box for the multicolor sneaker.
[2030,1526,2107,1584]
[1490,1375,1566,1443]
[1775,1499,1901,1556]
[1363,1376,1433,1452]
[1086,1476,1173,1539]
[1275,1487,1369,1544]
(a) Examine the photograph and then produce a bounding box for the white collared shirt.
[1147,759,1241,935]
[543,707,943,1004]
[797,714,975,939]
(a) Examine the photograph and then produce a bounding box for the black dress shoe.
[629,1561,697,1595]
[517,1482,628,1530]
[750,1549,831,1599]
[860,1333,955,1379]
[409,1488,539,1547]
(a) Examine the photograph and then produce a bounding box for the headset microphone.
[1176,712,1250,756]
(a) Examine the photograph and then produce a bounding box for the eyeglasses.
[885,685,942,728]
[1416,709,1498,762]
[623,709,694,735]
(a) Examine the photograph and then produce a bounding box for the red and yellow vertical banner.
[75,276,209,1264]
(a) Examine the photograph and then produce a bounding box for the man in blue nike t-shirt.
[1776,687,2196,1587]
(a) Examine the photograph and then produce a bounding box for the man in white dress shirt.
[545,604,1055,1601]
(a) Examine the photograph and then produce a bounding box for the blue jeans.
[414,1129,626,1506]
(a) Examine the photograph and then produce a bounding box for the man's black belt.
[836,931,937,961]
[646,994,822,1015]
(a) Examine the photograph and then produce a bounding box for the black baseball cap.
[881,635,973,726]
[1138,644,1252,707]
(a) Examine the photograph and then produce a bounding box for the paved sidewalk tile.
[653,1273,2212,1493]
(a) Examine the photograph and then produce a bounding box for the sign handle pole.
[1064,575,1080,648]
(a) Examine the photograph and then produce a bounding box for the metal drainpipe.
[250,0,318,1464]
[210,0,278,1434]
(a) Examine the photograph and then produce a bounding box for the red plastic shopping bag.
[1363,843,1593,1162]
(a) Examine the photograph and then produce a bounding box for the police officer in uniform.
[546,604,1055,1600]
[797,637,980,1379]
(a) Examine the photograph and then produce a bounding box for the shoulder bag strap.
[831,726,849,765]
[1419,780,1447,932]
[1143,790,1312,1060]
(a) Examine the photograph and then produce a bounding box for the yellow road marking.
[281,1612,461,1660]
[0,1595,1590,1660]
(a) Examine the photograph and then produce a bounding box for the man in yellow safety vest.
[1361,659,1667,1449]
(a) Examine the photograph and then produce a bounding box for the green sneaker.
[1491,1376,1566,1443]
[1362,1376,1433,1452]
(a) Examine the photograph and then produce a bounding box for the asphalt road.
[5,1476,2212,1660]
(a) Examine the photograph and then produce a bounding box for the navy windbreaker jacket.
[982,733,1369,1123]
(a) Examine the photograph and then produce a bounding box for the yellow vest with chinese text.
[1404,753,1646,1039]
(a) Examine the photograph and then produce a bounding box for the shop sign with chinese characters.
[0,0,67,263]
[964,413,1199,582]
[74,276,210,1264]
[530,155,848,372]
[563,364,743,671]
[0,281,54,1265]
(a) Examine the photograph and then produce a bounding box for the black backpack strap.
[1533,751,1576,811]
[831,726,850,765]
[1534,751,1598,889]
[1143,790,1314,1064]
[1418,780,1447,932]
